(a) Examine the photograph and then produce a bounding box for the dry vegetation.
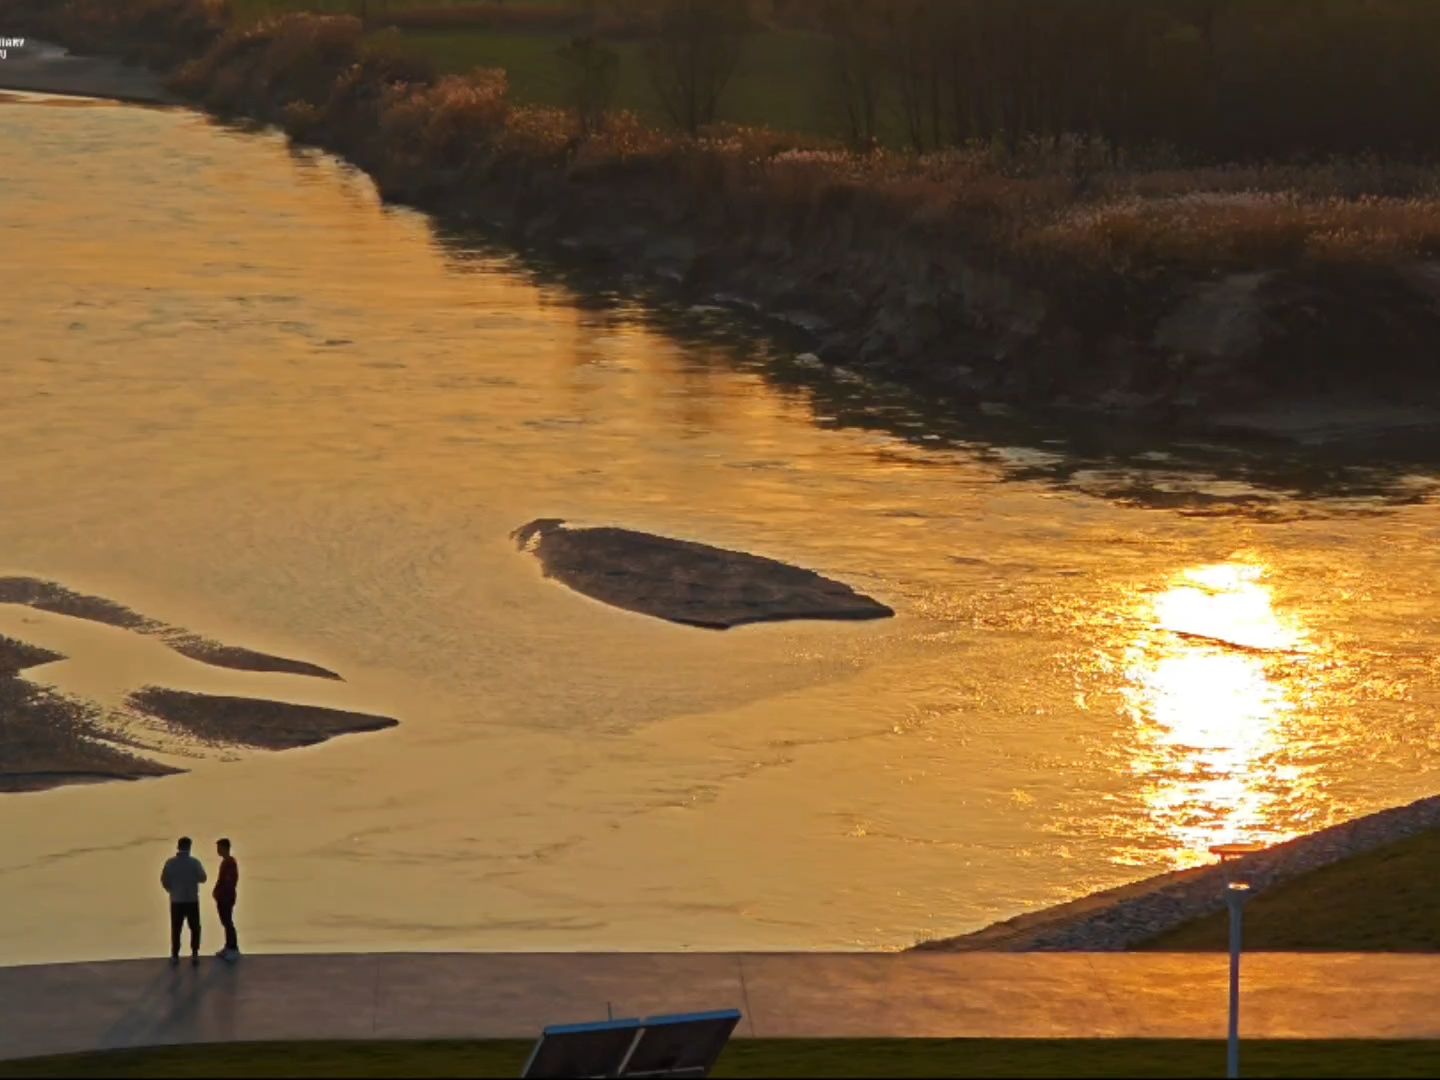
[170,12,1440,280]
[10,0,1440,284]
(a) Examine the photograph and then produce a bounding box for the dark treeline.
[805,0,1440,159]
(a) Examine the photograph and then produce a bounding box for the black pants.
[217,900,238,952]
[169,902,200,957]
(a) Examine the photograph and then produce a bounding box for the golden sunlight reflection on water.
[1122,562,1317,866]
[7,96,1440,962]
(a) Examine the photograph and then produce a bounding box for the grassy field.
[1139,827,1440,952]
[230,0,578,17]
[227,0,844,135]
[396,26,834,133]
[4,1040,1440,1079]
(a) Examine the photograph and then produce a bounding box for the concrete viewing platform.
[2,952,1439,1062]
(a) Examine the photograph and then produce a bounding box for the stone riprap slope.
[917,793,1440,951]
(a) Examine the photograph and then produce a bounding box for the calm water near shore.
[3,92,1440,964]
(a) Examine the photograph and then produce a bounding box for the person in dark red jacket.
[213,838,240,961]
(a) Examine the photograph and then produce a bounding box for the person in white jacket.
[160,837,208,966]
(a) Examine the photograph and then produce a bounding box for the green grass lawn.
[3,1040,1440,1079]
[224,1,845,137]
[1139,827,1440,952]
[231,0,577,18]
[395,25,835,134]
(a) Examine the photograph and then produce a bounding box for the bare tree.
[822,0,882,149]
[643,0,751,135]
[558,33,621,137]
[352,0,391,23]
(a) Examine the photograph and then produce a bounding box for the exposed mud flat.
[0,582,397,793]
[0,635,179,792]
[129,688,398,749]
[0,634,60,676]
[513,518,894,629]
[0,577,342,679]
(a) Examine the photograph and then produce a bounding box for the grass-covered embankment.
[11,0,1440,423]
[1138,826,1440,952]
[4,1039,1440,1079]
[918,796,1440,954]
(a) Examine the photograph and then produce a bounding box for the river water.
[2,92,1439,965]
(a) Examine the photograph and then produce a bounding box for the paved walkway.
[2,952,1439,1061]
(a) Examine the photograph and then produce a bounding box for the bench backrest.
[521,1008,742,1079]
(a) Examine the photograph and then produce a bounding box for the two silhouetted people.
[160,836,241,965]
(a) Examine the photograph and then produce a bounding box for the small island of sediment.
[0,580,397,794]
[0,577,343,680]
[0,634,179,792]
[513,518,894,629]
[129,687,398,750]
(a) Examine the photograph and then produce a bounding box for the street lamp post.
[1222,880,1250,1078]
[1209,842,1265,1080]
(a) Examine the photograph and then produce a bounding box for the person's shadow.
[99,960,241,1050]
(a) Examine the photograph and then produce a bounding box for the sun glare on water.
[1121,562,1319,866]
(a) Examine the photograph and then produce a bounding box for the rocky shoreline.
[916,793,1440,951]
[368,146,1440,439]
[449,193,1440,439]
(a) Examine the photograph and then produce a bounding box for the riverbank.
[916,794,1440,952]
[9,4,1440,433]
[0,40,178,104]
[1140,825,1440,952]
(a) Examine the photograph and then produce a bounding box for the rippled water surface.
[3,94,1440,963]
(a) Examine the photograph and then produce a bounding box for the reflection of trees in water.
[558,296,732,436]
[428,221,1440,516]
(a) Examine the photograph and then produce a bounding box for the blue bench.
[521,1008,742,1078]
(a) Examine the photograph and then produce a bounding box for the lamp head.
[1209,841,1266,888]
